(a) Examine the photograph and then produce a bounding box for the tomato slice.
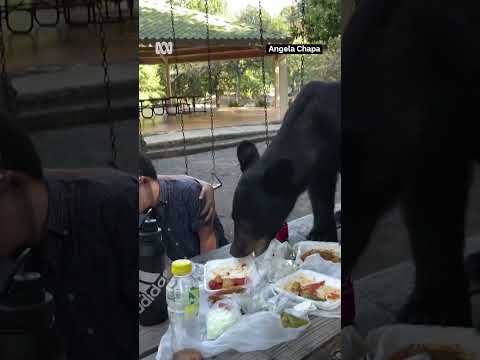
[208,279,222,290]
[327,292,340,300]
[231,277,246,286]
[301,281,325,292]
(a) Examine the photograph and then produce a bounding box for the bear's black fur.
[230,81,340,258]
[343,0,480,326]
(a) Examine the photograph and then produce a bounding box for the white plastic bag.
[206,298,241,340]
[301,254,341,279]
[156,310,309,360]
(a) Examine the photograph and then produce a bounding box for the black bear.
[343,0,480,326]
[230,81,340,258]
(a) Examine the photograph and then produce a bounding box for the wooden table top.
[139,218,341,360]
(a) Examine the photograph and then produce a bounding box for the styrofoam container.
[273,269,341,311]
[293,241,341,265]
[204,256,259,294]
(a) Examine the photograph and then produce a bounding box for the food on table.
[207,262,250,291]
[280,311,309,328]
[208,287,246,303]
[388,344,472,360]
[206,301,241,340]
[300,248,341,263]
[284,275,341,302]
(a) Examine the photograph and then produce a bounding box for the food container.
[293,241,341,265]
[204,256,259,295]
[273,269,341,311]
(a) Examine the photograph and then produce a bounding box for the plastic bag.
[255,239,298,283]
[341,325,369,360]
[300,254,341,279]
[366,325,480,360]
[206,298,241,340]
[157,310,309,360]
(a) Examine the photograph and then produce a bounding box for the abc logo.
[155,41,173,55]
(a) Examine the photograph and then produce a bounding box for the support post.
[165,62,172,99]
[278,55,288,119]
[272,55,280,108]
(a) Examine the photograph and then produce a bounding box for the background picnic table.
[139,215,341,360]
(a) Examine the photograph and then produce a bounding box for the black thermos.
[0,251,63,360]
[139,216,169,326]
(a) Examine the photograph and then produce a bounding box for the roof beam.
[140,48,272,64]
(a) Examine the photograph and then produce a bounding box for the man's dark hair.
[139,153,157,179]
[0,113,43,179]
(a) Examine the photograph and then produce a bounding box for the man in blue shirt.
[139,154,228,260]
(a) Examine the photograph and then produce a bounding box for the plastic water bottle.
[166,259,200,352]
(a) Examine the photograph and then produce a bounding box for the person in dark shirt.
[0,115,137,360]
[139,154,229,260]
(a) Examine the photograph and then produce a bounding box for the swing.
[0,2,119,168]
[166,0,222,189]
[94,0,118,168]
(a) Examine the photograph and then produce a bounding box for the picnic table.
[139,215,341,360]
[139,96,207,118]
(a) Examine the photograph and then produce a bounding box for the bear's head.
[230,141,297,258]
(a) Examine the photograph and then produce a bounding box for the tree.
[171,0,227,15]
[283,0,340,43]
[305,0,341,42]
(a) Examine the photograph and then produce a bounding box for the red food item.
[327,292,340,300]
[208,275,223,290]
[208,280,222,290]
[275,223,289,242]
[301,281,325,292]
[231,277,246,286]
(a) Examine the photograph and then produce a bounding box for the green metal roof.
[140,0,290,45]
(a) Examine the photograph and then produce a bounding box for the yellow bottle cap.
[171,259,193,276]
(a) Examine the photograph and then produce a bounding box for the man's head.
[230,141,297,258]
[138,153,159,213]
[0,115,46,257]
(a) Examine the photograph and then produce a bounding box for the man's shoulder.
[158,176,201,199]
[46,168,137,205]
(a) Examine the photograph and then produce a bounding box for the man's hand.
[173,349,203,360]
[197,179,215,224]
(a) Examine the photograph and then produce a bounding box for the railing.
[139,96,208,119]
[0,0,135,34]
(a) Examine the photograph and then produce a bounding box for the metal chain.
[258,0,269,147]
[169,0,189,175]
[0,6,8,105]
[300,0,306,89]
[94,0,117,167]
[204,0,218,182]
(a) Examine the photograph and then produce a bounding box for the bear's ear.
[262,158,294,195]
[237,140,260,172]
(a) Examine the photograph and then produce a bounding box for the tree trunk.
[235,61,241,103]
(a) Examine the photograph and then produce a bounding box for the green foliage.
[286,0,340,43]
[237,5,289,34]
[139,65,166,100]
[139,2,341,104]
[171,0,227,15]
[288,35,340,93]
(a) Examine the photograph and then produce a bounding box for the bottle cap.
[171,259,192,276]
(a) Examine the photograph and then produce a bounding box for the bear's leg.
[307,171,338,242]
[399,159,473,326]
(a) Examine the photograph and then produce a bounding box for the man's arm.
[158,175,215,223]
[182,179,218,254]
[198,223,217,255]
